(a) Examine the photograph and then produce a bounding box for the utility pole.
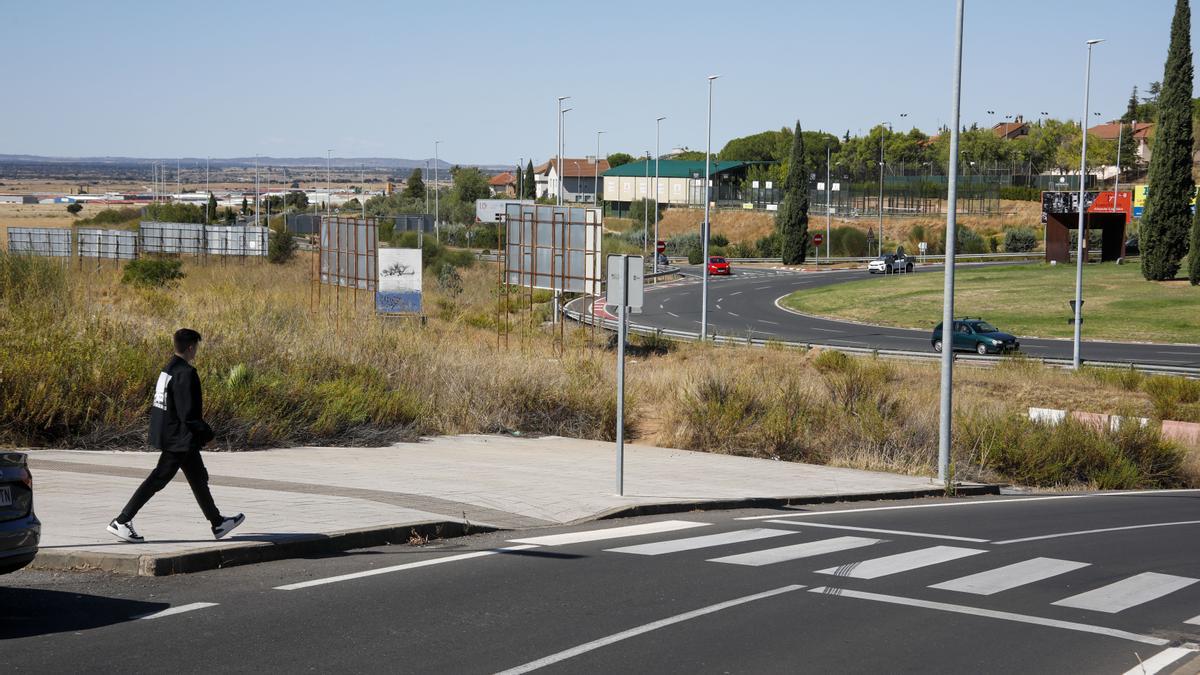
[655,116,665,273]
[1113,122,1123,212]
[595,132,604,209]
[557,96,570,206]
[826,144,832,263]
[326,150,332,217]
[700,75,719,341]
[1074,39,1104,369]
[433,141,440,243]
[643,151,650,256]
[938,0,965,487]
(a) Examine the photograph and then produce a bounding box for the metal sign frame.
[6,227,72,257]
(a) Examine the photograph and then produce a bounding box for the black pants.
[118,449,221,527]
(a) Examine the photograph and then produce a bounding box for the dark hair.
[173,328,202,354]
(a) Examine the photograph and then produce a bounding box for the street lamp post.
[594,131,604,208]
[557,96,571,206]
[655,116,665,273]
[434,141,441,243]
[700,75,719,341]
[878,122,891,256]
[825,144,832,263]
[938,0,966,487]
[643,151,650,256]
[1074,39,1104,370]
[560,108,573,205]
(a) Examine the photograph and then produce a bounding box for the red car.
[706,256,731,275]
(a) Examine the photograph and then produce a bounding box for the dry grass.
[0,203,85,247]
[2,249,1193,489]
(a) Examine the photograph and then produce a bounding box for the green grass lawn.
[781,262,1200,343]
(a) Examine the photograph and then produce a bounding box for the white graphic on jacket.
[152,372,172,411]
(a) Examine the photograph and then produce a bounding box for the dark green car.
[931,319,1020,355]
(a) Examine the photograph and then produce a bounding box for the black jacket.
[149,355,214,452]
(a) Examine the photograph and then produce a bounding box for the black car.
[0,452,39,574]
[931,319,1021,355]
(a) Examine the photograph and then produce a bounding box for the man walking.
[108,328,244,543]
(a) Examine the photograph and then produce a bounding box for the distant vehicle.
[868,253,915,274]
[1124,235,1139,257]
[655,252,669,268]
[932,319,1020,355]
[707,256,731,275]
[0,452,39,575]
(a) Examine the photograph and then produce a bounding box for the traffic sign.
[656,240,666,253]
[812,233,824,246]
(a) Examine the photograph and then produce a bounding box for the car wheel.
[933,339,943,353]
[976,343,989,355]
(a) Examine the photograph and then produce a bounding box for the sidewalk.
[25,434,994,575]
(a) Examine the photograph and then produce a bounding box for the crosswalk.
[507,520,1200,628]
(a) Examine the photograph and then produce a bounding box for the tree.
[451,167,490,204]
[268,229,297,264]
[241,197,249,215]
[66,203,83,216]
[778,122,810,265]
[206,192,218,222]
[606,152,634,168]
[523,160,536,198]
[1142,0,1195,281]
[405,168,426,200]
[285,191,309,210]
[1122,86,1140,123]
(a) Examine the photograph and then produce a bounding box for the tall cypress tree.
[778,121,809,265]
[1141,0,1194,281]
[524,160,536,199]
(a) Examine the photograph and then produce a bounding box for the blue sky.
[2,1,1194,165]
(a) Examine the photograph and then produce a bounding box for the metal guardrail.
[562,300,1200,378]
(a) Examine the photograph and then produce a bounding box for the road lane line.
[807,587,1169,646]
[817,545,987,579]
[763,519,989,542]
[495,585,806,674]
[993,520,1200,545]
[758,319,779,325]
[1122,646,1197,675]
[929,558,1090,595]
[728,312,740,317]
[135,602,219,620]
[509,520,710,546]
[755,285,771,290]
[1052,573,1199,614]
[810,327,842,333]
[606,528,796,556]
[667,311,679,317]
[730,291,742,296]
[275,545,540,591]
[709,536,882,567]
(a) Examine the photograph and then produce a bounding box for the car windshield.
[710,257,725,263]
[971,321,999,333]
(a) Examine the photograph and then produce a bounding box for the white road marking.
[817,545,987,579]
[755,285,771,290]
[667,311,679,317]
[1155,350,1198,356]
[758,319,779,325]
[135,602,219,620]
[929,557,1090,595]
[606,528,796,556]
[509,520,710,547]
[729,291,742,296]
[728,312,740,317]
[993,520,1200,545]
[1122,646,1198,675]
[276,545,539,591]
[764,519,989,542]
[1052,572,1199,614]
[808,587,1168,646]
[495,585,806,674]
[709,536,882,567]
[810,326,842,333]
[715,305,721,309]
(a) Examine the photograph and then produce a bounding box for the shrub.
[0,251,66,308]
[756,232,781,258]
[1142,375,1200,420]
[268,229,298,264]
[1004,228,1038,252]
[437,263,463,296]
[121,258,184,288]
[829,226,868,257]
[710,233,729,247]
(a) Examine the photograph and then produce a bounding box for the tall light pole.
[255,156,260,226]
[594,131,604,208]
[878,122,892,256]
[1074,39,1104,370]
[205,157,210,224]
[557,96,571,206]
[434,141,441,243]
[654,116,665,273]
[700,75,719,341]
[825,144,832,263]
[938,0,965,487]
[643,151,650,256]
[560,107,573,204]
[1113,121,1123,212]
[361,163,366,218]
[325,150,332,217]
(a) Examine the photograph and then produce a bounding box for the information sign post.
[607,254,644,496]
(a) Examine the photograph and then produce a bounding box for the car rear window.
[972,321,999,333]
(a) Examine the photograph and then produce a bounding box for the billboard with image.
[376,248,422,314]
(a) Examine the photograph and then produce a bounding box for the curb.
[582,484,1002,523]
[30,520,493,577]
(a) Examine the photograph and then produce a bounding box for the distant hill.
[0,154,515,172]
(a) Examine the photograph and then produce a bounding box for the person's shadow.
[0,587,168,639]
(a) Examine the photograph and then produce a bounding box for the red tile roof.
[534,158,611,178]
[488,172,516,186]
[1088,121,1154,141]
[992,121,1028,139]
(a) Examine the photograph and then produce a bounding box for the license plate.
[0,486,11,507]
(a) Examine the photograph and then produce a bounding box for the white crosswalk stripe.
[929,557,1091,596]
[509,520,709,547]
[709,536,882,567]
[606,528,796,556]
[817,545,987,580]
[1052,572,1199,614]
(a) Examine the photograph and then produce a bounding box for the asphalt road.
[6,492,1200,673]
[608,264,1200,369]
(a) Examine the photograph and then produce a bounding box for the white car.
[868,254,915,274]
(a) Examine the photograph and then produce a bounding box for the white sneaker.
[212,513,245,540]
[107,519,145,543]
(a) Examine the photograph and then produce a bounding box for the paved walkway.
[24,434,970,575]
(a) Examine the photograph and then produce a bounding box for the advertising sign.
[376,248,422,314]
